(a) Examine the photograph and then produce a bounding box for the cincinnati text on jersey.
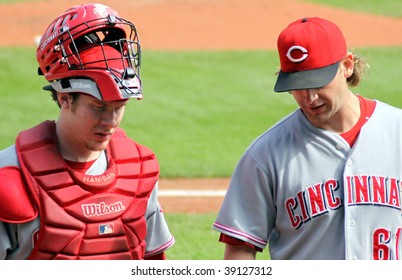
[286,175,402,229]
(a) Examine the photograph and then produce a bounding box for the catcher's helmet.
[36,3,142,101]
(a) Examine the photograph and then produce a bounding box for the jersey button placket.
[344,156,357,260]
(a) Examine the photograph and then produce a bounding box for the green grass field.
[1,0,402,260]
[305,0,402,17]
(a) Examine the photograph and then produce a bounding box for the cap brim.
[274,61,340,92]
[42,78,142,101]
[42,84,53,91]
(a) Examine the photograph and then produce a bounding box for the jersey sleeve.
[0,145,19,168]
[213,150,275,250]
[0,218,40,260]
[144,181,175,258]
[219,233,263,252]
[0,222,13,259]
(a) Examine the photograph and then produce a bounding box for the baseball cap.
[274,17,347,92]
[43,45,142,100]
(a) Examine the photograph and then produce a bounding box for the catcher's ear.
[58,93,72,108]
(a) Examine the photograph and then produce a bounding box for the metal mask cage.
[63,37,140,79]
[56,15,141,95]
[58,15,141,72]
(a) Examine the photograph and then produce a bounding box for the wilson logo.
[81,201,125,217]
[71,82,92,90]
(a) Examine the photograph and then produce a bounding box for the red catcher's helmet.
[36,3,142,101]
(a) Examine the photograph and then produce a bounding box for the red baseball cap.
[274,17,347,92]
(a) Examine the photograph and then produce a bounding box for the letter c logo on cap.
[286,46,308,63]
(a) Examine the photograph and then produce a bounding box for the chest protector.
[15,121,159,260]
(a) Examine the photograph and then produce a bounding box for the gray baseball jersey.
[0,145,174,259]
[213,100,402,260]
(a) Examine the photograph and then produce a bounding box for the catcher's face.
[57,93,128,161]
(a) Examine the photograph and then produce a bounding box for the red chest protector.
[15,121,159,260]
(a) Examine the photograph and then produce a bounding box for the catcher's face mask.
[37,3,142,101]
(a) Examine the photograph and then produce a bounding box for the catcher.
[0,3,174,260]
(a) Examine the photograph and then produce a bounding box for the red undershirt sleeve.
[219,233,263,252]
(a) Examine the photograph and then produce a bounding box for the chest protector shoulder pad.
[16,121,159,260]
[0,166,38,223]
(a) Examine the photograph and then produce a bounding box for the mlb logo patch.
[99,223,114,235]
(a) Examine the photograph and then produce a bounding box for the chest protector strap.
[16,121,159,260]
